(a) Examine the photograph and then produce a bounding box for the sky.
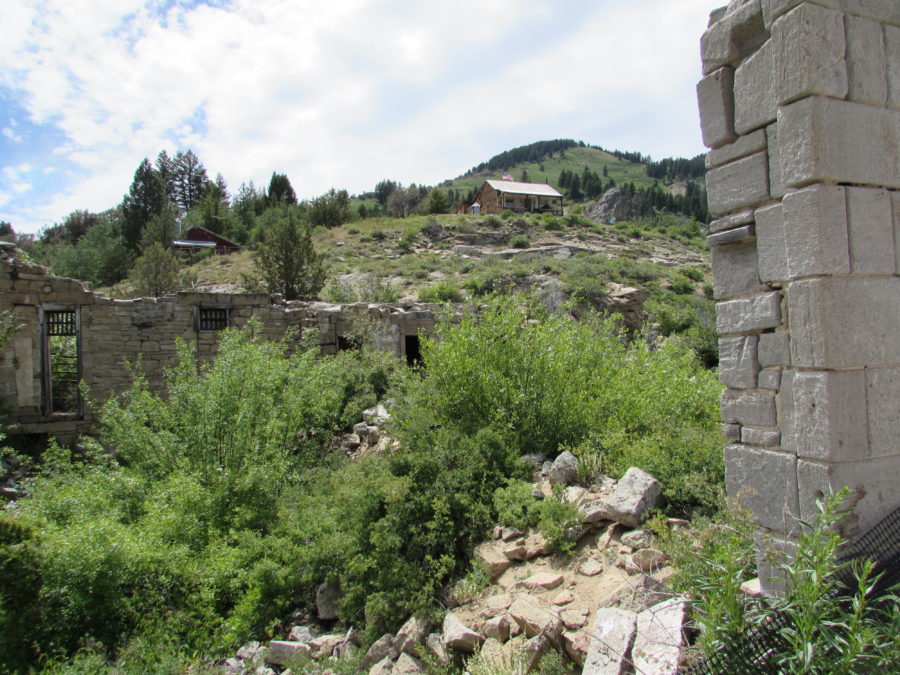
[0,0,716,235]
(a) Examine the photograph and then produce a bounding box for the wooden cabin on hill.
[460,179,563,216]
[172,226,241,256]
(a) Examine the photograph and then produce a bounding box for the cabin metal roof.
[484,180,562,197]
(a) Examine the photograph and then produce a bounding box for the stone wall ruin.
[698,0,900,590]
[0,246,439,440]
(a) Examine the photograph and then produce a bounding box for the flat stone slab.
[632,598,688,675]
[583,607,637,675]
[522,572,564,590]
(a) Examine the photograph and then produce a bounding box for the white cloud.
[2,127,23,142]
[1,0,713,232]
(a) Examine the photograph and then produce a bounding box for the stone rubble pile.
[218,460,690,674]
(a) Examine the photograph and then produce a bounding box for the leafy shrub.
[500,209,515,219]
[418,281,463,303]
[371,229,386,241]
[670,273,694,294]
[682,266,705,281]
[508,234,530,249]
[543,216,563,231]
[485,215,502,228]
[347,226,360,235]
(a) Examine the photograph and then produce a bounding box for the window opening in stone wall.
[405,334,422,367]
[198,307,229,331]
[42,309,81,415]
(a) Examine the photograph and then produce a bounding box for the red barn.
[173,226,241,255]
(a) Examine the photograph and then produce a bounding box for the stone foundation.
[0,249,440,439]
[698,0,900,590]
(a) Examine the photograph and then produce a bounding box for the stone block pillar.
[698,0,900,591]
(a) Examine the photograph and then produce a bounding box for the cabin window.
[42,308,81,415]
[198,307,229,331]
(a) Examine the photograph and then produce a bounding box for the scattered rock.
[361,633,396,669]
[520,454,546,470]
[442,612,483,653]
[368,655,394,675]
[560,609,588,630]
[522,571,564,591]
[424,633,449,665]
[508,596,562,640]
[393,615,431,656]
[523,633,552,670]
[604,575,668,613]
[504,543,527,561]
[481,593,513,618]
[601,467,662,528]
[524,532,551,559]
[578,558,604,577]
[632,598,688,675]
[287,625,315,644]
[363,404,390,425]
[548,451,578,485]
[631,548,667,572]
[740,577,764,598]
[563,485,586,504]
[562,629,591,667]
[621,529,654,549]
[481,614,511,642]
[308,634,343,658]
[237,641,263,660]
[552,589,574,605]
[580,500,610,524]
[583,607,638,675]
[475,542,513,579]
[266,641,310,666]
[392,653,425,674]
[222,657,243,674]
[316,582,342,620]
[501,526,524,542]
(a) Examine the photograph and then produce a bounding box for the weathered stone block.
[781,369,868,460]
[894,192,900,274]
[846,15,888,106]
[757,368,781,390]
[709,209,755,234]
[716,292,782,334]
[772,3,848,105]
[754,529,797,594]
[707,224,755,246]
[755,202,788,282]
[764,0,900,29]
[722,389,777,426]
[723,423,742,441]
[706,151,770,217]
[866,367,900,459]
[632,598,687,675]
[712,241,765,299]
[725,444,799,532]
[765,123,785,199]
[887,25,900,109]
[698,67,737,149]
[742,426,781,447]
[583,607,637,675]
[707,129,767,168]
[779,96,900,189]
[782,184,849,277]
[735,39,778,134]
[701,0,767,74]
[719,335,760,389]
[846,187,895,274]
[788,277,900,367]
[797,456,900,542]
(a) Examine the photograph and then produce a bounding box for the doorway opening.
[42,308,81,415]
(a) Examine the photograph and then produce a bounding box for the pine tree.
[171,150,209,213]
[121,158,168,251]
[267,173,297,205]
[427,188,449,214]
[130,242,182,297]
[520,168,530,182]
[568,174,583,201]
[254,208,326,300]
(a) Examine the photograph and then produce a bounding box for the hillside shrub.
[508,234,530,248]
[670,273,694,294]
[418,281,463,303]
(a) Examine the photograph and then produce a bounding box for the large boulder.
[508,596,562,641]
[361,633,396,669]
[441,613,483,653]
[265,641,310,666]
[601,467,662,528]
[474,542,513,579]
[548,451,578,485]
[393,615,432,656]
[316,582,342,620]
[392,653,426,674]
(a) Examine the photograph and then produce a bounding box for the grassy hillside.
[441,145,664,197]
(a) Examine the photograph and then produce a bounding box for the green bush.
[508,234,530,249]
[418,281,463,303]
[670,273,694,294]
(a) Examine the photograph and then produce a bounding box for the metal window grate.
[46,310,77,336]
[199,307,228,331]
